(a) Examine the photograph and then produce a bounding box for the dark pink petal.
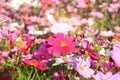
[89,51,99,60]
[48,36,58,45]
[48,47,61,56]
[22,59,30,66]
[30,59,39,67]
[61,46,70,54]
[36,62,48,71]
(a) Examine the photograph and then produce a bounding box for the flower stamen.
[79,66,84,71]
[60,42,66,47]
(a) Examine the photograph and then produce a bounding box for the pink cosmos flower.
[67,5,74,13]
[96,12,104,19]
[115,26,120,32]
[100,31,115,37]
[67,5,78,13]
[110,46,120,67]
[76,0,90,8]
[93,71,120,80]
[86,27,98,35]
[89,11,104,19]
[47,33,78,56]
[7,33,17,42]
[108,3,120,12]
[36,62,48,71]
[53,72,62,80]
[6,0,12,3]
[100,61,113,72]
[0,2,3,10]
[18,39,34,53]
[0,32,2,43]
[80,19,88,25]
[22,59,48,71]
[73,56,94,78]
[112,0,118,2]
[33,44,52,63]
[1,27,9,37]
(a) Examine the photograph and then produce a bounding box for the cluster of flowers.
[0,0,120,80]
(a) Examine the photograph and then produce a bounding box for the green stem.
[28,67,33,80]
[31,72,36,80]
[35,68,40,80]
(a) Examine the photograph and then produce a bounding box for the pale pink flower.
[108,3,120,12]
[93,71,120,80]
[115,26,120,31]
[50,22,75,34]
[89,11,104,19]
[110,46,120,67]
[100,31,115,37]
[73,56,94,78]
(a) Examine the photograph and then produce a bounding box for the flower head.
[73,56,94,78]
[52,54,73,66]
[33,44,52,63]
[47,33,78,56]
[100,31,115,37]
[80,40,99,60]
[110,46,120,67]
[18,39,34,53]
[22,59,47,71]
[50,22,75,34]
[93,71,120,80]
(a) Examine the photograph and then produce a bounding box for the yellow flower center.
[30,63,36,67]
[24,45,28,49]
[104,76,108,80]
[17,38,23,44]
[63,57,68,62]
[112,39,117,43]
[41,55,45,59]
[60,42,66,47]
[79,66,84,71]
[104,67,108,71]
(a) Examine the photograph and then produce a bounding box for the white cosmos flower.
[98,48,106,56]
[9,22,19,32]
[50,22,75,34]
[52,54,74,66]
[31,0,41,7]
[88,18,95,26]
[8,0,31,10]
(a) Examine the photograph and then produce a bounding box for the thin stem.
[35,68,40,80]
[28,67,33,80]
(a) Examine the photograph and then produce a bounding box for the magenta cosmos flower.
[33,44,52,63]
[47,33,78,56]
[80,40,99,60]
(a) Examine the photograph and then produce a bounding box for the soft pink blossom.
[50,22,75,34]
[110,46,120,67]
[93,71,120,80]
[73,56,94,78]
[100,31,115,37]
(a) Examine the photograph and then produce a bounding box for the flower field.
[0,0,120,80]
